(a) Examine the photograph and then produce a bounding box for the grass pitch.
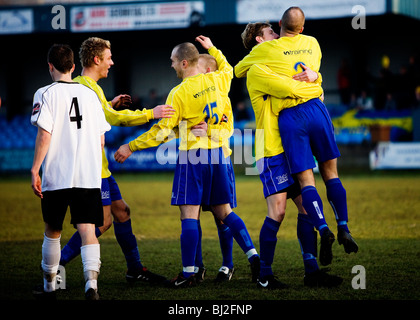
[0,171,419,305]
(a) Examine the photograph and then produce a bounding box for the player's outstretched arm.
[195,35,213,50]
[111,94,132,109]
[292,64,320,83]
[153,104,175,119]
[114,144,132,164]
[249,64,323,100]
[191,121,208,137]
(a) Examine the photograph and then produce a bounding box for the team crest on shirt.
[32,102,40,116]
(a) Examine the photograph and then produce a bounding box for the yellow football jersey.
[207,96,234,157]
[235,34,323,115]
[129,46,233,153]
[74,75,154,178]
[247,64,323,160]
[170,96,234,157]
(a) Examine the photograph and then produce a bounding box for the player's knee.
[267,195,286,223]
[274,208,286,222]
[210,204,231,221]
[77,223,99,245]
[268,204,286,223]
[112,204,131,223]
[125,204,131,217]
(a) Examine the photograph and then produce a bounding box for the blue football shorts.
[278,98,340,174]
[171,147,233,207]
[101,175,122,206]
[202,155,237,211]
[256,153,300,199]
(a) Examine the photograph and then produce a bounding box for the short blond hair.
[79,37,111,68]
[198,54,217,72]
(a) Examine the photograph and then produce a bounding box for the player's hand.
[153,105,175,119]
[31,173,43,198]
[114,144,133,163]
[292,64,319,83]
[191,121,208,137]
[196,35,213,50]
[112,94,132,109]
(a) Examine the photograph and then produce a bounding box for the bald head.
[172,42,199,66]
[280,7,305,35]
[170,42,200,79]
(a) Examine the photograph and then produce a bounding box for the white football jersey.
[31,81,111,191]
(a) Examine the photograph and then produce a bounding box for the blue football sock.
[259,216,280,278]
[60,227,101,265]
[297,213,319,274]
[223,212,258,262]
[326,178,350,232]
[114,219,143,271]
[195,220,204,269]
[216,220,234,269]
[181,219,199,278]
[301,186,330,236]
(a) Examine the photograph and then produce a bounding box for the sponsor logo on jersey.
[283,48,313,55]
[294,61,306,71]
[32,103,40,116]
[193,86,216,98]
